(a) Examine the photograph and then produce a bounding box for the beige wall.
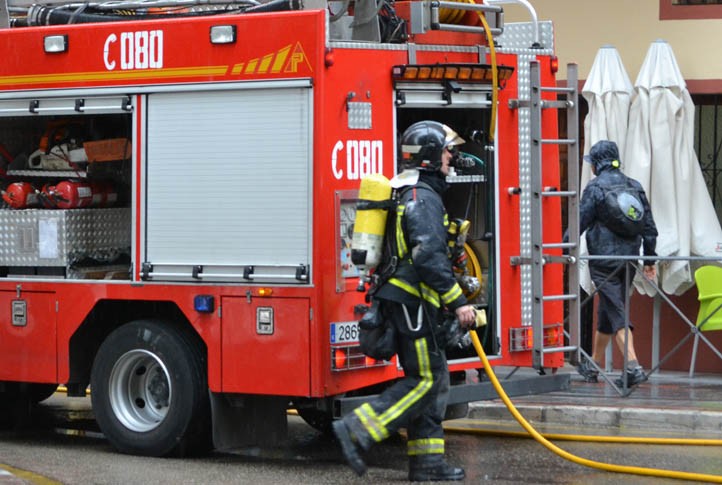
[503,0,722,86]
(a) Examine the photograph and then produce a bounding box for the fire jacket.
[579,165,658,267]
[375,175,467,314]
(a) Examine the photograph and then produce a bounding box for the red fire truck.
[0,0,579,456]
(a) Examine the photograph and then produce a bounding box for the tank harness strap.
[356,199,396,210]
[395,203,408,258]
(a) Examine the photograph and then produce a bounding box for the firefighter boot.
[332,419,367,476]
[409,455,465,482]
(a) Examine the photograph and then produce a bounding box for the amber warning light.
[392,64,514,86]
[509,323,564,352]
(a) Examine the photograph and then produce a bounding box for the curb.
[468,402,722,436]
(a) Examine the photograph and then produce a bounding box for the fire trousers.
[342,301,450,458]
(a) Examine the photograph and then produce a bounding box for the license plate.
[330,321,359,344]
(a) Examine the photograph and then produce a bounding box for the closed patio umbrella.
[579,45,634,294]
[624,40,722,295]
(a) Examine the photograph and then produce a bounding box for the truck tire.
[90,320,211,457]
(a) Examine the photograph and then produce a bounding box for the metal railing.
[574,254,722,396]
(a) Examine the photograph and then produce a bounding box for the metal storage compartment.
[0,208,130,273]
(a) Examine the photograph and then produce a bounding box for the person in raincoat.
[576,140,658,387]
[333,121,476,481]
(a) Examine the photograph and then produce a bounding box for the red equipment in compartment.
[42,180,93,208]
[42,180,117,209]
[2,182,39,209]
[90,181,118,207]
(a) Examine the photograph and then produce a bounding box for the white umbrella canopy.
[578,45,634,294]
[624,40,722,295]
[581,45,634,190]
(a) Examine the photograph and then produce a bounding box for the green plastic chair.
[689,265,722,378]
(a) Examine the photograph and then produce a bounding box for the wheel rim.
[108,349,172,432]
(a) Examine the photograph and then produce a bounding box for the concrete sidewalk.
[467,365,722,437]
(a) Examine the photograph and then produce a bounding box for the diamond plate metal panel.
[518,53,533,327]
[497,21,554,54]
[348,102,372,129]
[0,208,130,267]
[496,23,554,327]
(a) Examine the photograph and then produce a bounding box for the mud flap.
[210,392,288,451]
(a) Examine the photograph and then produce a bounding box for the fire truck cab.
[0,0,577,456]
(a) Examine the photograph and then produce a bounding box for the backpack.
[358,298,397,360]
[602,181,645,237]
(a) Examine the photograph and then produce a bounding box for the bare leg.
[591,331,612,365]
[614,328,638,364]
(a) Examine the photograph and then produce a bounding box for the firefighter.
[333,121,476,481]
[576,140,658,387]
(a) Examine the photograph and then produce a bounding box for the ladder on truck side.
[512,62,581,370]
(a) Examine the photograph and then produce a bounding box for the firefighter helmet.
[400,121,465,172]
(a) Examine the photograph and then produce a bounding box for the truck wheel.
[90,320,211,457]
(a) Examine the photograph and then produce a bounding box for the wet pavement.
[469,365,722,438]
[2,373,722,484]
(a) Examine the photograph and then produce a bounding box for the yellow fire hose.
[474,4,498,142]
[468,329,722,483]
[443,425,722,447]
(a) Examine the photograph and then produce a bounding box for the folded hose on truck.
[468,330,722,483]
[19,0,300,26]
